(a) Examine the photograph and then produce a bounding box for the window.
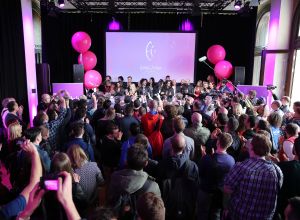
[290,50,300,104]
[286,2,300,104]
[253,11,270,85]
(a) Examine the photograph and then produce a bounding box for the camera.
[221,79,228,84]
[267,85,277,90]
[40,174,62,191]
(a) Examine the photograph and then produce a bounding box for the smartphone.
[40,174,60,191]
[44,180,58,191]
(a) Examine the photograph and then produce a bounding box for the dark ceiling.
[43,0,237,14]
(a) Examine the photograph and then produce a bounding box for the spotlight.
[58,0,65,8]
[234,0,242,10]
[108,17,121,31]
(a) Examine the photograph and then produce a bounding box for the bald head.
[171,134,186,154]
[191,112,202,126]
[41,94,51,104]
[148,100,158,110]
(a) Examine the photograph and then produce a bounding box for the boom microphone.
[198,56,207,62]
[198,56,214,70]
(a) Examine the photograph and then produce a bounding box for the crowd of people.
[1,74,300,220]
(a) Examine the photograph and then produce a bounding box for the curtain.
[0,0,28,120]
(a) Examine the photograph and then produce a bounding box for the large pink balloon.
[214,60,233,80]
[71,32,91,53]
[78,51,97,71]
[84,70,102,89]
[207,45,226,64]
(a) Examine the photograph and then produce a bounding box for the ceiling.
[43,0,241,14]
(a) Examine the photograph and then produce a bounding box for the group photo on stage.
[1,0,300,220]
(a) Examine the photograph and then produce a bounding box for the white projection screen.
[105,32,196,82]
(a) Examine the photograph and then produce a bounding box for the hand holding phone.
[40,174,60,191]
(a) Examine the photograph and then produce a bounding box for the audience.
[137,192,165,220]
[184,112,210,159]
[224,134,283,220]
[67,145,104,202]
[277,137,300,218]
[24,127,51,172]
[108,145,161,219]
[119,105,139,141]
[158,134,199,219]
[0,77,299,220]
[64,122,95,162]
[197,133,235,220]
[284,197,300,220]
[162,117,195,160]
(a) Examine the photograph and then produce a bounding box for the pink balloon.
[216,80,234,91]
[78,51,97,71]
[207,45,226,64]
[71,32,91,53]
[214,60,233,80]
[84,70,102,89]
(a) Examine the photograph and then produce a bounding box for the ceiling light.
[234,0,242,10]
[58,0,65,8]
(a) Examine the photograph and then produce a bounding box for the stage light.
[58,0,65,8]
[180,19,194,32]
[108,17,121,31]
[234,0,242,10]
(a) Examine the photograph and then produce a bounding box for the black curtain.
[0,0,28,120]
[42,10,257,85]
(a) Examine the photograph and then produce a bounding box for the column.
[21,0,38,125]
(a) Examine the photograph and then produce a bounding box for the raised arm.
[20,140,43,202]
[57,171,81,220]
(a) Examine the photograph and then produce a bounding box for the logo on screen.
[145,41,156,61]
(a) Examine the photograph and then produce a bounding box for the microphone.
[198,56,207,62]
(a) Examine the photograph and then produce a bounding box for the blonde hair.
[232,103,243,117]
[67,144,88,169]
[8,121,22,141]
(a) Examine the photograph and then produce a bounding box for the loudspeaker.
[36,63,51,102]
[73,64,84,83]
[234,66,245,85]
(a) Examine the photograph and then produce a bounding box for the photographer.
[33,95,68,151]
[16,171,81,220]
[0,140,42,219]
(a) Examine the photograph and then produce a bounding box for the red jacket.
[141,112,164,158]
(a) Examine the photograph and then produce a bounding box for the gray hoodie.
[108,169,161,206]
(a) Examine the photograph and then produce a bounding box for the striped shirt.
[224,158,283,220]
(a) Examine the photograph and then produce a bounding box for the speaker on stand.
[73,64,84,83]
[36,63,51,102]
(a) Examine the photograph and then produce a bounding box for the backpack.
[114,178,152,220]
[161,160,198,220]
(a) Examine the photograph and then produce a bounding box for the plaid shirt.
[224,158,283,220]
[46,108,67,150]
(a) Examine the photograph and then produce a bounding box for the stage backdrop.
[106,32,196,82]
[42,10,257,85]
